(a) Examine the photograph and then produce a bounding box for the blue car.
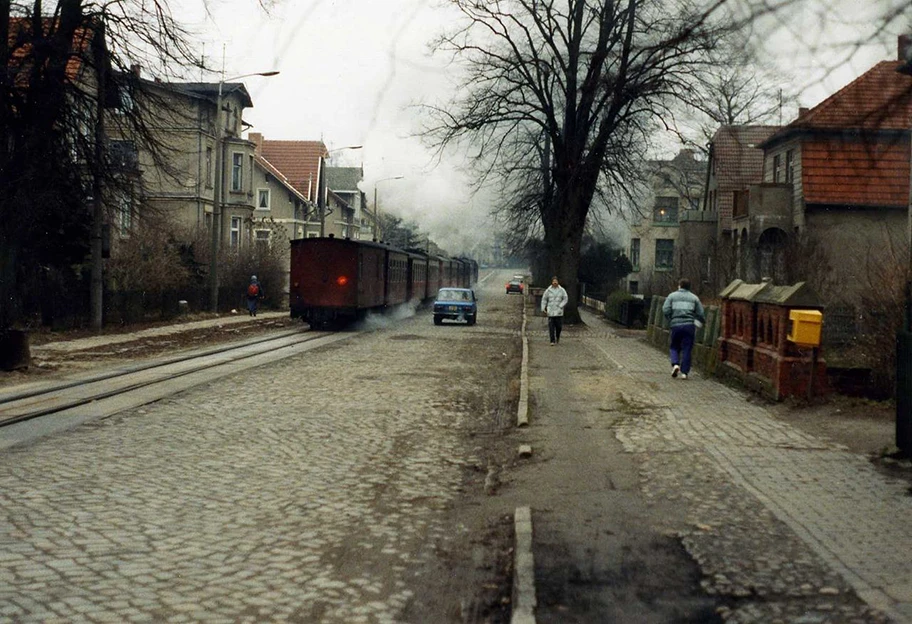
[433,288,477,326]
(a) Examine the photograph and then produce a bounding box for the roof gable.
[255,155,308,204]
[259,140,328,202]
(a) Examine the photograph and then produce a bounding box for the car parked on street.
[433,288,477,325]
[506,279,524,294]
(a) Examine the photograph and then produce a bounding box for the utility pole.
[90,20,107,330]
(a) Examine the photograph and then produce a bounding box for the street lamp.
[373,176,404,241]
[318,145,363,237]
[208,70,280,312]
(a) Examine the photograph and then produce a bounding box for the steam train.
[289,236,478,327]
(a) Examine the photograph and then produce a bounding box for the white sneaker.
[671,365,680,378]
[680,373,688,380]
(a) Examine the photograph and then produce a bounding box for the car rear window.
[438,289,471,301]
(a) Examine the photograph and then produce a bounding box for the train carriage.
[406,251,429,303]
[426,256,441,300]
[290,237,387,326]
[386,248,410,307]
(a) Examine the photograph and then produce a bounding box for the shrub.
[604,290,637,324]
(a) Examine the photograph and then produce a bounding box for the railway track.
[0,328,355,436]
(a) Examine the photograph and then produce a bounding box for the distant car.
[433,288,477,325]
[506,279,524,294]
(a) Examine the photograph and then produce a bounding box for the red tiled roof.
[794,61,912,131]
[7,18,94,83]
[255,154,308,204]
[802,136,910,207]
[758,59,912,208]
[711,126,779,191]
[259,140,328,203]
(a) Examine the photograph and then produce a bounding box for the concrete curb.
[512,297,536,623]
[517,302,530,427]
[512,506,536,624]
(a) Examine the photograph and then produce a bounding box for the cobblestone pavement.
[571,308,912,623]
[0,282,518,622]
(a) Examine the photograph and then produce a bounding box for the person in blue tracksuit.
[662,278,705,380]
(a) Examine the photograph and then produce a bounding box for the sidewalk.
[518,306,911,623]
[31,311,289,354]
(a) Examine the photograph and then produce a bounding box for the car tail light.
[336,275,349,286]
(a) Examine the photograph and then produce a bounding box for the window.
[630,238,640,269]
[205,147,213,188]
[115,85,134,114]
[653,197,678,224]
[772,154,782,183]
[785,149,794,183]
[249,155,254,192]
[109,140,137,170]
[231,153,243,191]
[629,281,639,295]
[230,216,242,248]
[655,239,674,270]
[117,192,133,236]
[307,231,319,238]
[257,188,270,210]
[255,229,270,250]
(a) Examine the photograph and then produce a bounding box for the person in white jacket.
[541,276,569,345]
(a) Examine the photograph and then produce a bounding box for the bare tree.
[424,0,741,321]
[0,0,203,330]
[673,36,797,153]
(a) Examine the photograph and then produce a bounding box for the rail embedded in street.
[0,329,345,432]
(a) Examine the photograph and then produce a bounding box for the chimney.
[899,34,912,62]
[798,107,809,117]
[130,64,141,78]
[249,132,264,154]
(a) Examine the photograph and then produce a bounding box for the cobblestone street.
[0,278,521,623]
[4,277,912,623]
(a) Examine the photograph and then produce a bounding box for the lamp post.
[372,176,404,241]
[208,70,279,313]
[318,145,362,238]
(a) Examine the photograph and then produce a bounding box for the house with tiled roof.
[326,166,368,240]
[707,126,780,233]
[247,151,314,301]
[701,125,782,289]
[626,149,707,296]
[250,135,328,204]
[750,38,912,304]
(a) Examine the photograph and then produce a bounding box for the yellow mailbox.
[787,309,822,347]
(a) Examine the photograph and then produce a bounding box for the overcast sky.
[179,0,909,253]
